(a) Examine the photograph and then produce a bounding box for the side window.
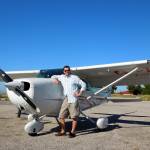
[82,79,91,91]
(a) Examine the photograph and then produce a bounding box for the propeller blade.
[15,87,37,111]
[0,69,37,111]
[0,69,13,82]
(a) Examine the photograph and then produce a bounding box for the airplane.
[0,59,150,136]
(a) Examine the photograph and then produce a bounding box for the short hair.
[63,65,70,70]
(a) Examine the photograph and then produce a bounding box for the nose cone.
[5,81,22,89]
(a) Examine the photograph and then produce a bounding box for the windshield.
[37,68,63,78]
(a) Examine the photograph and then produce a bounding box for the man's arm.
[74,78,86,97]
[51,75,61,84]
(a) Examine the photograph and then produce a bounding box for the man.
[51,65,86,138]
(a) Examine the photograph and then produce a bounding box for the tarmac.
[0,100,150,150]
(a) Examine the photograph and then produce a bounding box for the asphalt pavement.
[0,100,150,150]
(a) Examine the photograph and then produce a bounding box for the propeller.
[0,69,37,111]
[0,69,13,83]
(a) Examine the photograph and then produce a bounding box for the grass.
[0,94,9,101]
[112,94,138,98]
[140,95,150,101]
[112,94,150,101]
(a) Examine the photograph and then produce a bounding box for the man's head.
[63,65,71,76]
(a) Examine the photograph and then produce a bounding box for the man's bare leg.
[59,118,66,133]
[71,118,77,133]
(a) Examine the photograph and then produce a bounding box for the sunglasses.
[64,69,70,72]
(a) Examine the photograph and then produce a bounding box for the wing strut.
[87,67,138,100]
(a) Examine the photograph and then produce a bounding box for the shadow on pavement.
[36,111,150,137]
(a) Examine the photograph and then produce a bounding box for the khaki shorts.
[59,97,80,119]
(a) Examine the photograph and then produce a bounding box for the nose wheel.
[24,119,44,136]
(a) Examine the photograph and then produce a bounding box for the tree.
[111,86,117,94]
[128,85,135,94]
[127,85,143,95]
[142,84,150,95]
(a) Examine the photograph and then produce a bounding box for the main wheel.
[96,117,108,129]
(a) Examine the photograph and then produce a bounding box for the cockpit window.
[37,68,63,78]
[82,79,91,91]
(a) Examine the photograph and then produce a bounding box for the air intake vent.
[22,82,30,91]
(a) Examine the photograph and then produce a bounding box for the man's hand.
[74,91,83,97]
[52,79,60,84]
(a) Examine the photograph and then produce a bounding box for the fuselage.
[6,78,111,116]
[7,78,64,116]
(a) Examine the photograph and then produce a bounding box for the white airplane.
[0,60,150,136]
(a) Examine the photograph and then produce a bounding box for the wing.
[6,70,40,79]
[4,68,64,79]
[72,60,150,87]
[2,60,150,87]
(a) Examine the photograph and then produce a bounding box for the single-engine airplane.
[0,60,150,136]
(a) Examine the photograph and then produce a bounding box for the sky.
[0,0,150,93]
[0,0,150,72]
